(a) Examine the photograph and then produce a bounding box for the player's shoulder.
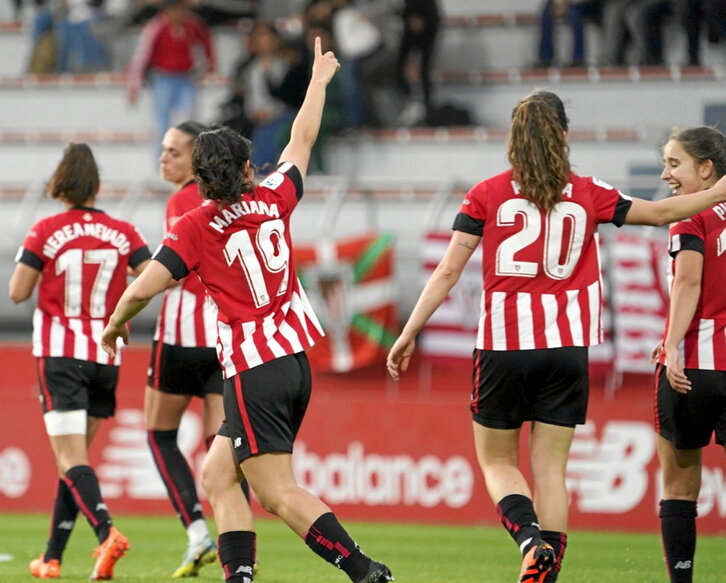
[257,162,302,196]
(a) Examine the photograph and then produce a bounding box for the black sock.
[660,499,696,583]
[148,429,204,528]
[304,512,370,582]
[218,531,256,582]
[44,479,78,562]
[541,530,567,582]
[496,494,542,555]
[64,465,110,543]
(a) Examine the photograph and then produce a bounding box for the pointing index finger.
[315,36,321,59]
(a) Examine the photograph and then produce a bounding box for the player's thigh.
[144,385,192,430]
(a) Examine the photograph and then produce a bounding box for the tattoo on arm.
[458,240,475,250]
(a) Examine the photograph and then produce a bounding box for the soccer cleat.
[171,536,217,578]
[357,560,394,583]
[519,542,555,583]
[29,554,61,579]
[89,526,130,580]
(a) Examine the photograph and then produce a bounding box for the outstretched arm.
[625,175,726,226]
[277,36,340,178]
[101,260,174,358]
[387,230,481,380]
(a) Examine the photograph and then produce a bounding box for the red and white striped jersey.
[154,182,218,347]
[659,203,726,370]
[154,162,324,377]
[454,170,632,351]
[16,207,150,364]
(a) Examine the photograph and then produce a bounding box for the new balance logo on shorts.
[234,437,242,448]
[674,561,692,569]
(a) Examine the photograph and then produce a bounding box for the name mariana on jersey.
[206,200,280,233]
[42,222,133,259]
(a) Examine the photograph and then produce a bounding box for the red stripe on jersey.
[37,357,53,411]
[653,364,662,435]
[233,375,258,455]
[714,326,726,369]
[556,293,574,347]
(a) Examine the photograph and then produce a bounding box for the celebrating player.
[386,91,726,583]
[9,143,151,580]
[100,38,393,583]
[651,126,726,583]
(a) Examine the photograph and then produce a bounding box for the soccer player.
[146,120,232,578]
[386,91,726,583]
[650,126,726,583]
[100,38,394,583]
[9,143,151,580]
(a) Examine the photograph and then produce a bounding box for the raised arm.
[386,230,481,380]
[624,174,726,226]
[277,36,340,178]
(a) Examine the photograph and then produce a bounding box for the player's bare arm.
[102,260,174,358]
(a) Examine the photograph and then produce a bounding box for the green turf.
[0,513,724,582]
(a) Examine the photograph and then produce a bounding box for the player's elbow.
[8,286,31,304]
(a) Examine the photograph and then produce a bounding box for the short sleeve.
[258,162,303,211]
[587,176,633,226]
[127,225,151,269]
[453,180,487,236]
[156,212,202,279]
[669,214,705,257]
[20,219,47,264]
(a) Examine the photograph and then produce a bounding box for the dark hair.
[508,90,570,211]
[192,127,254,204]
[46,142,100,206]
[175,120,207,140]
[667,126,726,179]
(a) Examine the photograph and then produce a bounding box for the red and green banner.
[294,232,398,372]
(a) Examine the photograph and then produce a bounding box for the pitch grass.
[1,513,725,582]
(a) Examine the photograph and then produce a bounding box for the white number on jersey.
[55,248,119,317]
[496,199,586,280]
[717,227,726,257]
[223,219,290,308]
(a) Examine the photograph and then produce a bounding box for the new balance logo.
[96,503,107,512]
[58,520,75,530]
[235,565,253,575]
[234,437,242,448]
[674,561,692,570]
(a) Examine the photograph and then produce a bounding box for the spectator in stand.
[600,0,633,65]
[386,90,726,583]
[650,126,726,583]
[56,0,110,72]
[9,143,151,580]
[126,0,216,152]
[395,0,440,127]
[537,0,604,68]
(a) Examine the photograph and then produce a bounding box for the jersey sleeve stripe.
[154,245,190,280]
[452,212,483,236]
[17,248,44,271]
[129,246,152,269]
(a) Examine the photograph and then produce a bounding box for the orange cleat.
[89,527,130,580]
[29,554,61,579]
[519,542,555,583]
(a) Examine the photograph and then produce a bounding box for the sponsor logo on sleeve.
[260,172,284,190]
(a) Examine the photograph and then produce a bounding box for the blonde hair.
[507,91,570,211]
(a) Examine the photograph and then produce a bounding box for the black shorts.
[470,347,589,429]
[655,364,726,449]
[147,341,223,397]
[218,352,312,463]
[37,356,118,418]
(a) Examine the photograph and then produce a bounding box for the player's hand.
[311,36,340,86]
[649,341,663,364]
[387,335,416,381]
[101,321,129,359]
[664,344,691,393]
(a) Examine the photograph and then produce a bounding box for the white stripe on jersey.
[542,294,561,346]
[50,316,64,356]
[698,319,715,369]
[68,318,87,361]
[161,287,182,344]
[490,291,506,350]
[476,292,486,348]
[217,321,236,377]
[180,289,197,346]
[587,281,601,344]
[32,308,43,356]
[566,289,584,345]
[517,293,535,349]
[296,286,325,339]
[262,314,286,358]
[240,320,263,369]
[203,297,218,347]
[278,318,304,353]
